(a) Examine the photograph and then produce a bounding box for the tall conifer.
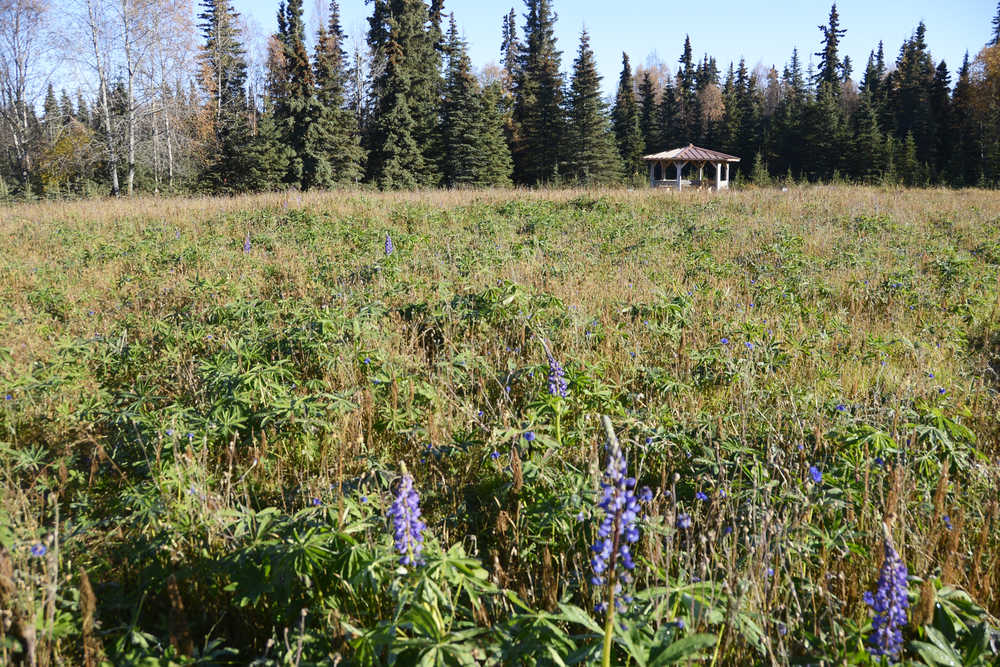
[612,53,643,176]
[512,0,564,184]
[565,30,621,184]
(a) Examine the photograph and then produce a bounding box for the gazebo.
[643,144,740,191]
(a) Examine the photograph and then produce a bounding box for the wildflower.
[677,513,692,530]
[490,451,500,460]
[4,394,11,400]
[387,473,426,567]
[938,388,946,395]
[745,342,754,351]
[695,491,708,501]
[30,543,46,557]
[242,232,251,254]
[943,515,952,530]
[836,404,846,412]
[590,441,652,613]
[384,233,394,256]
[547,353,568,398]
[166,429,174,436]
[721,337,729,345]
[311,497,321,506]
[809,465,823,484]
[360,496,368,503]
[523,431,536,442]
[864,526,909,660]
[874,456,885,467]
[766,567,774,576]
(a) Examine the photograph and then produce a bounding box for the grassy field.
[1,185,999,665]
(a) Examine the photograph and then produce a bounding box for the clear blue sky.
[237,0,996,94]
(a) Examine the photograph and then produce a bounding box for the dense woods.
[1,0,999,197]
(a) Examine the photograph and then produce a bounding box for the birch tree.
[0,0,51,194]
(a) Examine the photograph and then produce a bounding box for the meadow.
[1,185,999,665]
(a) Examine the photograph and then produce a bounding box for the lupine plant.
[591,416,652,667]
[864,523,910,661]
[388,467,426,567]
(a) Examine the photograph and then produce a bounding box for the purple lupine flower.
[864,526,909,660]
[384,233,394,256]
[30,543,47,557]
[809,465,823,484]
[676,513,692,529]
[590,442,652,613]
[387,473,426,566]
[547,353,568,398]
[243,232,251,254]
[523,431,535,442]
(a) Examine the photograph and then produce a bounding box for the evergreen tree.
[677,35,698,139]
[929,60,951,176]
[271,0,320,188]
[991,2,1000,46]
[851,94,885,181]
[815,4,846,90]
[440,16,511,187]
[611,53,643,176]
[564,30,621,184]
[310,0,364,185]
[657,78,680,149]
[500,8,521,92]
[887,23,936,164]
[366,0,440,188]
[59,90,74,124]
[198,0,254,191]
[948,53,979,185]
[511,0,565,184]
[638,71,657,151]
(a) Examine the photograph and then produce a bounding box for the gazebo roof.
[642,144,740,163]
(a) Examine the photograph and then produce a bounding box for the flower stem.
[554,404,562,447]
[601,508,622,667]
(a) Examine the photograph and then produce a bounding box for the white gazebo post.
[675,161,686,191]
[725,162,730,184]
[714,162,722,190]
[698,162,704,183]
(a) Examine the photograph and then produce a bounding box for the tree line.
[1,0,999,197]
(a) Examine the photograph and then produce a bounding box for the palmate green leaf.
[556,603,603,635]
[648,633,718,666]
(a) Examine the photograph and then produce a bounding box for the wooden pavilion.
[643,144,740,191]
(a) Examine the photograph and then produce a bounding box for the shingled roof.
[643,144,740,162]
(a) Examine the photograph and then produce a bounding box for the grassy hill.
[1,186,999,664]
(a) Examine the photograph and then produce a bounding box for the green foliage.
[2,188,1000,664]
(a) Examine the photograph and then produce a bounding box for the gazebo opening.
[642,144,740,191]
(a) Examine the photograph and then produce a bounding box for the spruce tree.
[366,0,439,188]
[887,23,936,165]
[929,60,951,177]
[271,0,316,187]
[512,0,564,184]
[815,4,846,90]
[311,0,364,185]
[611,53,643,176]
[991,2,1000,46]
[851,95,885,181]
[478,81,515,186]
[638,71,657,151]
[441,15,511,186]
[198,0,254,191]
[564,30,621,184]
[947,53,979,185]
[657,78,680,149]
[677,35,698,140]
